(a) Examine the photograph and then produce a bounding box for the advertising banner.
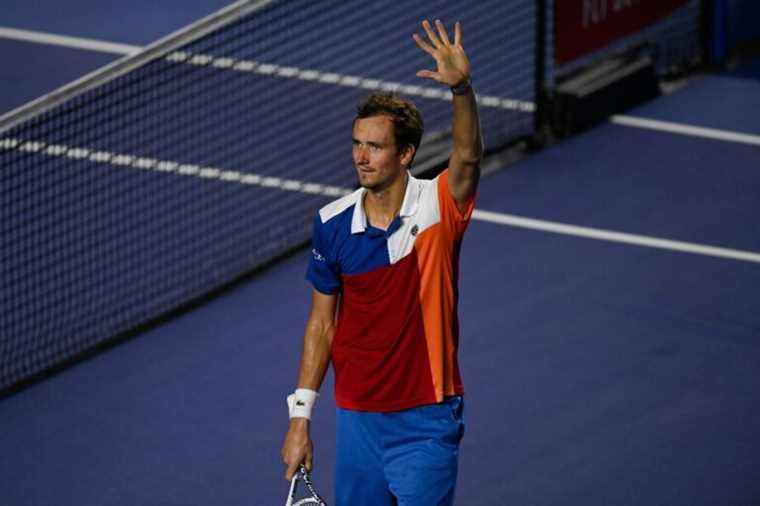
[555,0,691,64]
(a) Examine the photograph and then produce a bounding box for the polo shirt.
[306,169,475,412]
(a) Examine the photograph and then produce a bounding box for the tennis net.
[0,0,536,392]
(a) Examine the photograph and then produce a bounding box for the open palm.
[413,19,471,87]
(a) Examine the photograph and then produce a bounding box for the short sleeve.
[305,213,342,294]
[436,169,476,239]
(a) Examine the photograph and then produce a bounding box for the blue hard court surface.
[1,3,759,505]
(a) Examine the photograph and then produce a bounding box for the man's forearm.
[287,318,332,433]
[412,19,482,196]
[296,316,334,392]
[451,85,483,169]
[281,303,334,479]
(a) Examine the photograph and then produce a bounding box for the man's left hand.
[413,19,471,88]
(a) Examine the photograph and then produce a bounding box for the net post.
[699,0,716,69]
[533,0,548,145]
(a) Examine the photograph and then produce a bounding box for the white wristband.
[287,388,319,420]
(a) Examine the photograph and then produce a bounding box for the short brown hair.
[355,93,424,156]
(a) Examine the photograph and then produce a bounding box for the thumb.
[416,70,442,81]
[305,451,313,472]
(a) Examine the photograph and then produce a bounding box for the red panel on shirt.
[332,250,437,411]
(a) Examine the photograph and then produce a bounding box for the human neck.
[364,170,408,231]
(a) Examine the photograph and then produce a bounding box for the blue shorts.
[335,396,465,506]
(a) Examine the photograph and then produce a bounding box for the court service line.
[472,209,760,264]
[611,115,760,147]
[0,27,141,56]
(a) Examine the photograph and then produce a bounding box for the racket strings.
[292,499,323,506]
[287,465,327,506]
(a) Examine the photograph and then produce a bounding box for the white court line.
[0,27,140,56]
[472,209,760,264]
[3,136,758,264]
[612,115,760,147]
[4,135,759,265]
[0,137,350,198]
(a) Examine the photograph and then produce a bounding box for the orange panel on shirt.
[413,171,474,402]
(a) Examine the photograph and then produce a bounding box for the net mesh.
[546,0,703,87]
[0,0,536,392]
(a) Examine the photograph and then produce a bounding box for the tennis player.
[281,19,482,505]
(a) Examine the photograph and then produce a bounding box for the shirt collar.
[351,171,421,234]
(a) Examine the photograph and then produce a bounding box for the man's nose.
[354,145,369,163]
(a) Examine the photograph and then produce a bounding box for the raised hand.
[413,19,471,87]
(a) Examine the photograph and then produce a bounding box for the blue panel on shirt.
[306,205,402,294]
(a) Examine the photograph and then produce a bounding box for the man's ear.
[400,144,416,168]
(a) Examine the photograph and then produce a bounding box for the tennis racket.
[285,464,327,506]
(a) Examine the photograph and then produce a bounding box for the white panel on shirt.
[319,188,362,223]
[387,176,441,264]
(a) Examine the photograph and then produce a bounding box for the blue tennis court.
[1,2,759,505]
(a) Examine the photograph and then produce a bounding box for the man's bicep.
[306,214,342,294]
